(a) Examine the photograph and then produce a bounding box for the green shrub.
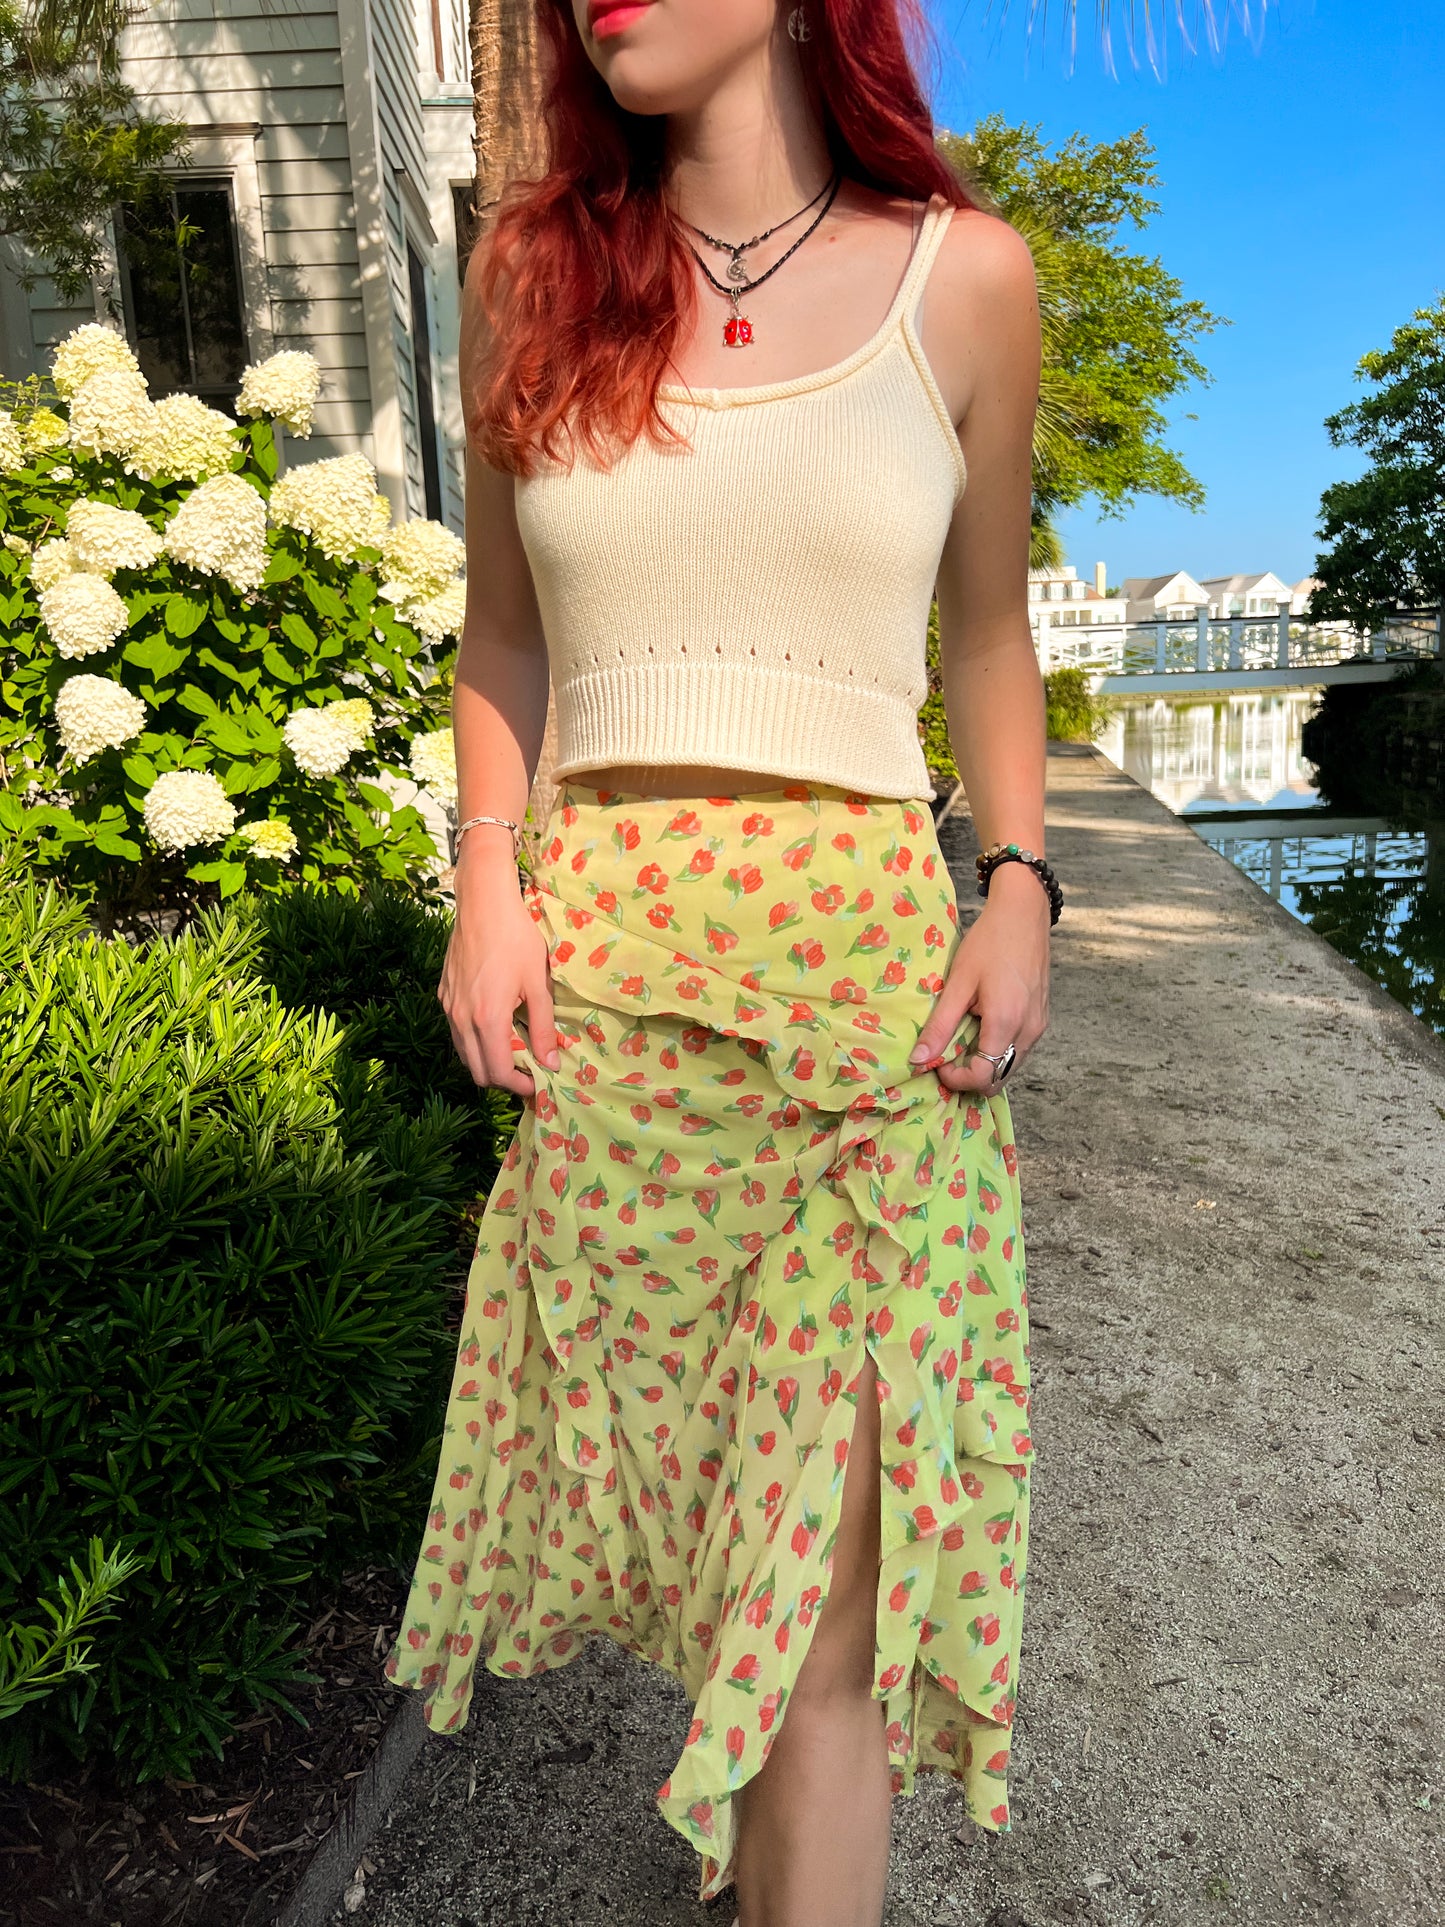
[0,868,503,1781]
[0,325,461,927]
[919,602,958,790]
[1045,664,1111,740]
[0,1540,143,1723]
[253,883,518,1178]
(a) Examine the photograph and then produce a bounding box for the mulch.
[0,1562,412,1927]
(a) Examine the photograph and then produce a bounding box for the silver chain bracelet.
[455,813,522,860]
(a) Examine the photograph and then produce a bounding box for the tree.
[467,0,557,847]
[1308,294,1445,633]
[941,116,1227,551]
[0,0,187,303]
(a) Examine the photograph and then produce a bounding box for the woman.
[383,3,1055,1922]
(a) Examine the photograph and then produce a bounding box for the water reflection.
[1096,690,1324,814]
[1094,693,1444,1037]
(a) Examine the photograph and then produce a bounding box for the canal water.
[1095,691,1444,1039]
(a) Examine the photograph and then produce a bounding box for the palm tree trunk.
[468,0,558,859]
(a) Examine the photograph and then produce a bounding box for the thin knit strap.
[901,195,957,331]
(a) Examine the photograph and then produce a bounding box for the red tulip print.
[385,783,1032,1881]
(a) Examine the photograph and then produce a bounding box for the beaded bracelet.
[975,840,1063,926]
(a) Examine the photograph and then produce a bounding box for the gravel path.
[339,743,1445,1927]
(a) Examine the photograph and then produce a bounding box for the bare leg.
[732,1352,893,1927]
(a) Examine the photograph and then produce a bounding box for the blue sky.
[923,0,1444,587]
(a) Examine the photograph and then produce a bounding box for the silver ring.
[975,1041,1018,1082]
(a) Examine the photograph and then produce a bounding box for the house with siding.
[0,0,478,533]
[1198,572,1294,618]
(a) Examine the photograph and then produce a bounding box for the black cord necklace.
[679,170,838,287]
[682,171,843,347]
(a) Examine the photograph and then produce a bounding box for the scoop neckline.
[657,194,946,409]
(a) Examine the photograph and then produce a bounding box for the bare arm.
[438,239,559,1096]
[911,210,1052,1089]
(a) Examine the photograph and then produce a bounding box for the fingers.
[907,966,979,1070]
[523,967,562,1073]
[439,970,563,1095]
[936,1020,1037,1095]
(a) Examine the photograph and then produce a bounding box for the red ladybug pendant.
[723,314,754,347]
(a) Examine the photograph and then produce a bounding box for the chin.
[594,56,711,118]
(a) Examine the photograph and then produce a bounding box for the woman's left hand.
[908,861,1052,1095]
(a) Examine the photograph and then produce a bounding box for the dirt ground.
[337,743,1445,1927]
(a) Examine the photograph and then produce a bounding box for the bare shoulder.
[933,206,1038,324]
[920,206,1041,424]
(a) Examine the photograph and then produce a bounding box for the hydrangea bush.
[0,325,464,921]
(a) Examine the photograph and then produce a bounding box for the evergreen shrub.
[0,869,504,1781]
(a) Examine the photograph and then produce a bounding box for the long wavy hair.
[467,0,979,475]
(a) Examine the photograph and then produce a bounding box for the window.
[406,240,443,521]
[115,179,248,404]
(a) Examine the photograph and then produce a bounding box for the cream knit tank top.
[515,193,966,800]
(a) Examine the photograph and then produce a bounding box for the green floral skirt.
[383,780,1033,1901]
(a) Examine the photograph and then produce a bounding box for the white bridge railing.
[1036,607,1443,681]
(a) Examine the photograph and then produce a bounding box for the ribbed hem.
[552,661,934,801]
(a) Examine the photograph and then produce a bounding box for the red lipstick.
[588,0,652,38]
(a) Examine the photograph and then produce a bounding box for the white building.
[1118,571,1213,623]
[1198,572,1294,618]
[1027,561,1127,644]
[0,0,477,532]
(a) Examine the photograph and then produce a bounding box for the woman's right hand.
[438,849,561,1097]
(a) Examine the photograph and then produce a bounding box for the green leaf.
[123,633,188,678]
[164,594,209,639]
[262,644,300,685]
[279,611,316,653]
[202,715,256,757]
[246,419,278,482]
[92,828,143,859]
[174,683,220,719]
[243,756,281,792]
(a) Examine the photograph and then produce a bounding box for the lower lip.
[591,2,651,37]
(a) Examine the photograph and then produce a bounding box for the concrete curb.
[273,1697,428,1927]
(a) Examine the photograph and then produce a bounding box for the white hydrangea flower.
[163,472,269,594]
[65,499,164,575]
[236,350,322,437]
[52,673,147,761]
[408,727,458,809]
[3,533,27,555]
[129,395,237,483]
[402,578,468,645]
[51,323,141,399]
[268,452,391,561]
[379,520,465,601]
[39,572,130,659]
[21,407,69,451]
[142,768,237,853]
[0,411,26,472]
[51,464,74,481]
[67,370,159,461]
[237,818,298,861]
[283,696,374,778]
[30,537,82,593]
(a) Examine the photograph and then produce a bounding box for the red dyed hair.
[468,0,978,475]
